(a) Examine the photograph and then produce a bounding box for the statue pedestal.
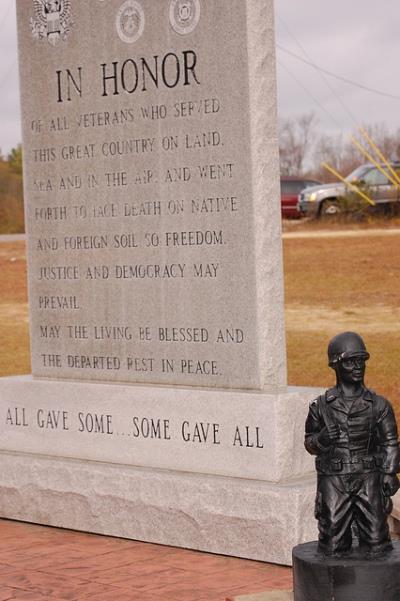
[293,541,400,601]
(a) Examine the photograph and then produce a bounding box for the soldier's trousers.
[315,472,391,555]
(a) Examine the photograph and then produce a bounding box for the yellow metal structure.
[351,137,400,189]
[322,162,376,206]
[359,127,400,187]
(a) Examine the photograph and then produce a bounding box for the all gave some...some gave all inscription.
[17,0,285,389]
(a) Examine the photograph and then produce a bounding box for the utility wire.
[277,17,358,127]
[277,58,342,129]
[277,44,400,101]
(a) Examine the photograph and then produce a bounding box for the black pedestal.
[293,541,400,601]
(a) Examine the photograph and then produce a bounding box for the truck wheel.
[320,199,340,217]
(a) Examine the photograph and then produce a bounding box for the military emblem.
[30,0,73,46]
[169,0,200,35]
[116,0,145,44]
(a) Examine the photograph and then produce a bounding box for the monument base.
[293,541,400,601]
[0,376,321,482]
[0,451,316,565]
[0,376,321,564]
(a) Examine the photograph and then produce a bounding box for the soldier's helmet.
[327,331,370,367]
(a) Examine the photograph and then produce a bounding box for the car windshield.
[345,165,372,182]
[345,164,400,184]
[281,180,319,195]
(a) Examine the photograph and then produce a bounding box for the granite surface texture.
[11,0,314,564]
[0,450,317,565]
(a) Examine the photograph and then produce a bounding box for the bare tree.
[8,145,23,175]
[279,112,316,175]
[356,122,400,163]
[279,115,400,181]
[312,133,359,182]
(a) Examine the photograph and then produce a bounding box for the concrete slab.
[227,590,293,601]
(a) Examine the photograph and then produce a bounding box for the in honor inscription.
[17,0,285,389]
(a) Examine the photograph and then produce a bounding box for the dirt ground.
[283,230,400,410]
[1,232,399,413]
[0,241,30,377]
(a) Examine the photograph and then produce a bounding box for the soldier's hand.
[382,474,400,497]
[318,425,341,447]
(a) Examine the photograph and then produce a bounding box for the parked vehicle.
[280,176,321,218]
[298,163,400,218]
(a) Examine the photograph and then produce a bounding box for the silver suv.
[298,163,400,218]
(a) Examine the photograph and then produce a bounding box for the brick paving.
[0,519,292,600]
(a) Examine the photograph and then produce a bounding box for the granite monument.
[0,0,323,565]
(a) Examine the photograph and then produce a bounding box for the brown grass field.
[284,231,400,410]
[1,232,399,413]
[0,240,30,377]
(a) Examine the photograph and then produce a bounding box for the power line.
[277,17,358,127]
[277,44,400,101]
[277,58,342,129]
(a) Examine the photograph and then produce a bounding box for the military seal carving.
[116,0,145,44]
[30,0,73,46]
[169,0,200,36]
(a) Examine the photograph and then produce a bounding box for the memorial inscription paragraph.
[17,0,285,389]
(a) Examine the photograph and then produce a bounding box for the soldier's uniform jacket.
[305,386,400,476]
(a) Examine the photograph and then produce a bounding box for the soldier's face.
[337,356,366,386]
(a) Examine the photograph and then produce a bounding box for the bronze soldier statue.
[305,331,400,557]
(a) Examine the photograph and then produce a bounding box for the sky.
[275,0,400,138]
[1,0,400,155]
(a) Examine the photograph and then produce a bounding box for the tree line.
[279,112,400,181]
[0,145,24,234]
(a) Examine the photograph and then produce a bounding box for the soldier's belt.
[316,455,383,474]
